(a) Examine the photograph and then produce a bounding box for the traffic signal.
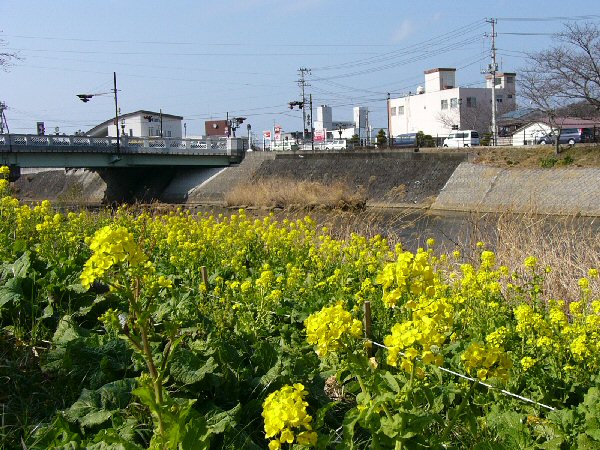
[77,94,93,103]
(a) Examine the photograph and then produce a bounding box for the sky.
[1,0,599,140]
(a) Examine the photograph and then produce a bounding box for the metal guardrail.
[0,134,243,157]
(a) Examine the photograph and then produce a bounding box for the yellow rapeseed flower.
[305,303,362,356]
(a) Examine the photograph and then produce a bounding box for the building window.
[129,129,133,137]
[149,127,154,136]
[391,107,397,116]
[466,97,476,107]
[398,106,404,115]
[496,94,503,103]
[507,94,513,99]
[450,98,458,109]
[441,99,448,110]
[167,131,172,137]
[495,77,502,85]
[506,76,515,84]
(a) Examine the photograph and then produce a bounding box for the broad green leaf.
[64,379,136,428]
[1,251,31,279]
[52,315,83,345]
[207,403,241,434]
[0,277,23,310]
[169,348,218,385]
[383,371,401,393]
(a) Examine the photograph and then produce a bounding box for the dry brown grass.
[470,144,600,168]
[224,177,367,210]
[415,143,600,168]
[452,211,600,304]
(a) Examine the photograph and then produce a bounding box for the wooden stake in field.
[363,301,373,357]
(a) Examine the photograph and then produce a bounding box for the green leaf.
[383,371,401,393]
[52,315,84,345]
[1,251,31,279]
[380,414,401,438]
[0,277,23,310]
[207,403,241,434]
[64,379,136,428]
[169,348,218,385]
[342,407,362,448]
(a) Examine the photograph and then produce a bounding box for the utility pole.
[113,72,120,153]
[386,93,391,148]
[365,108,370,146]
[485,18,498,146]
[0,102,7,134]
[159,108,163,137]
[310,94,314,152]
[297,68,311,142]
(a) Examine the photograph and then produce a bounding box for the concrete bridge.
[0,134,247,177]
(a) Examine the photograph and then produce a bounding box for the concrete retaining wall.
[432,162,600,215]
[10,153,600,216]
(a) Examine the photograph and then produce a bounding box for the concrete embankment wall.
[431,162,600,215]
[188,151,466,207]
[10,153,600,216]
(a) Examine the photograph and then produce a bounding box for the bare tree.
[0,34,19,70]
[436,101,513,137]
[520,22,600,154]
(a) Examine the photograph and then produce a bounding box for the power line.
[4,34,404,48]
[497,15,600,21]
[311,36,483,82]
[7,46,378,58]
[312,20,487,72]
[499,32,556,36]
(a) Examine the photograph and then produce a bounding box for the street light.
[228,116,246,137]
[77,71,120,153]
[246,123,252,151]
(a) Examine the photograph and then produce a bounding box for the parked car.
[323,139,350,150]
[442,130,480,147]
[536,128,593,145]
[392,133,418,147]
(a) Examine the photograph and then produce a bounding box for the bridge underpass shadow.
[98,167,178,204]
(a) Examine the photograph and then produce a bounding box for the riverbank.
[11,145,600,216]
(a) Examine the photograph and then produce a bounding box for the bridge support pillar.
[8,165,20,182]
[98,167,177,204]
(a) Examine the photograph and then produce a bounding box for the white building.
[314,105,369,141]
[87,110,183,138]
[389,68,517,139]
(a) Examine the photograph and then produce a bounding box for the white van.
[443,130,480,147]
[323,139,349,150]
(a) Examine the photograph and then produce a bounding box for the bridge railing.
[0,134,246,159]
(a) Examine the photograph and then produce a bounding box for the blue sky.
[1,0,599,139]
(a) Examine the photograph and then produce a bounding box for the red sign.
[274,125,282,140]
[263,130,271,139]
[314,129,326,142]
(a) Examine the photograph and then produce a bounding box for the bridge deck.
[0,134,246,168]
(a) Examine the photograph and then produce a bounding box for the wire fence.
[368,339,556,412]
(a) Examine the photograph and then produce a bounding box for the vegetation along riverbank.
[1,164,600,448]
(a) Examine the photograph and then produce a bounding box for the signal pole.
[297,68,311,141]
[485,18,498,146]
